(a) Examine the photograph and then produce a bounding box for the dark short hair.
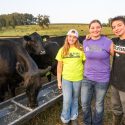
[89,19,102,28]
[110,16,125,26]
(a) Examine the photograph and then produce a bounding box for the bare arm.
[110,42,114,56]
[57,61,63,89]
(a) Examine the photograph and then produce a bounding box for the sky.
[0,0,125,24]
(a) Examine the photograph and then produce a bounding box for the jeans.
[81,78,109,125]
[111,85,125,117]
[61,78,82,123]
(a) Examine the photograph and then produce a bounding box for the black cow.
[20,33,60,82]
[78,35,86,44]
[23,32,46,55]
[43,35,86,47]
[0,39,50,108]
[5,32,54,83]
[46,35,66,47]
[30,41,60,81]
[7,32,46,56]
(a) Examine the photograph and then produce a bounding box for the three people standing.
[56,17,125,125]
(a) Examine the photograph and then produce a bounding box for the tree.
[43,15,50,28]
[37,14,50,28]
[108,18,112,26]
[0,17,6,30]
[0,13,50,29]
[0,22,2,30]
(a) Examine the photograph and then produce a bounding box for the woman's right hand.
[58,81,62,90]
[86,34,91,40]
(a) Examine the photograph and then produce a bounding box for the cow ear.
[23,35,32,47]
[23,35,32,41]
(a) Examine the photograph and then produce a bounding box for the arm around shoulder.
[110,42,114,56]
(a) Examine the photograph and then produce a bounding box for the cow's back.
[0,41,17,75]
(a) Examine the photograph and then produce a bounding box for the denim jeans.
[111,85,125,117]
[81,78,109,125]
[61,78,82,123]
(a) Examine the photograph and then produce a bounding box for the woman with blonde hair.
[56,29,86,125]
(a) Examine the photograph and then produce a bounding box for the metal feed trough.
[0,80,62,125]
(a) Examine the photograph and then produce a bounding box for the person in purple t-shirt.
[81,20,114,125]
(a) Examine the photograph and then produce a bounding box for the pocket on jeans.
[82,78,90,86]
[96,82,109,90]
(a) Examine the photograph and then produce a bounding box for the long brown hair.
[61,36,83,57]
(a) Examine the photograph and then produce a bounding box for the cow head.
[15,46,41,108]
[23,32,46,55]
[24,66,51,108]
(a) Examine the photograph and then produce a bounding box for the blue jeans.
[61,78,82,123]
[81,78,109,125]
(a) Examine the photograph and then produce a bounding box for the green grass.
[0,24,114,37]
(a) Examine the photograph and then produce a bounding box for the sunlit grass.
[0,24,114,37]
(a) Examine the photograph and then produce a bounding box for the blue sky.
[0,0,125,23]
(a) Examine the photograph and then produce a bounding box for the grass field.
[0,24,114,38]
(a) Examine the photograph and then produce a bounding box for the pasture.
[0,24,113,125]
[0,23,113,37]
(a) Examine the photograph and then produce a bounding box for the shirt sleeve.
[82,52,86,61]
[55,48,63,61]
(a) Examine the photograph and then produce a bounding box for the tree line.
[0,12,50,30]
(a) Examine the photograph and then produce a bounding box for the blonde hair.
[61,36,83,57]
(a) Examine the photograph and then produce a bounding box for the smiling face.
[67,34,78,45]
[89,22,102,39]
[112,20,125,38]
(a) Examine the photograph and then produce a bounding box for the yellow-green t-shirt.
[56,47,86,81]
